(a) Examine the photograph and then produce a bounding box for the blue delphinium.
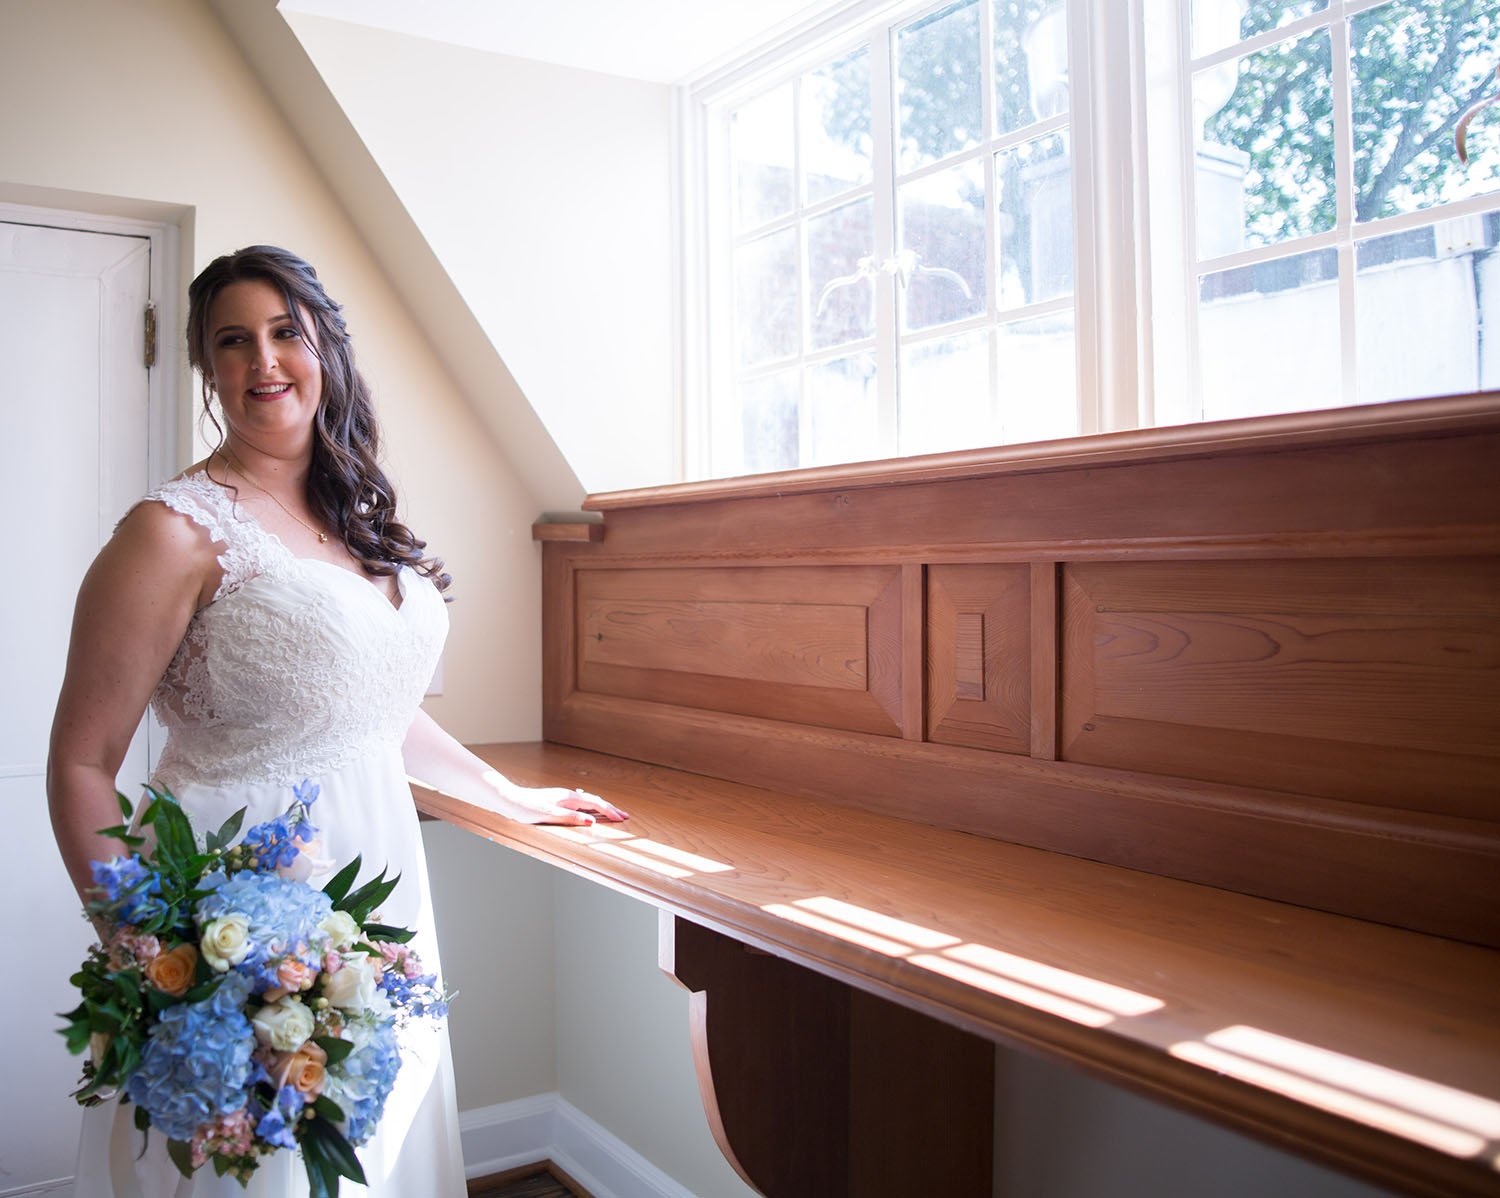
[89,854,165,924]
[254,1085,307,1150]
[379,970,449,1021]
[125,974,255,1141]
[324,1021,402,1145]
[195,870,333,989]
[240,781,320,872]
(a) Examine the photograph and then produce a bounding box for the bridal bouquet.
[60,781,449,1197]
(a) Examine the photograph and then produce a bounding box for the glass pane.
[1356,214,1500,404]
[807,353,881,465]
[1198,28,1334,254]
[997,310,1077,442]
[732,83,795,229]
[804,50,873,204]
[899,328,994,455]
[1198,247,1340,420]
[897,0,983,174]
[1350,0,1500,222]
[740,369,801,473]
[1192,0,1326,59]
[996,0,1067,137]
[996,132,1072,308]
[734,228,798,367]
[900,158,987,330]
[809,199,876,350]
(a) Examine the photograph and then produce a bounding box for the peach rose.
[276,957,317,993]
[145,943,198,996]
[267,1041,328,1098]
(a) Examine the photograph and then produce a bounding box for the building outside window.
[686,0,1500,479]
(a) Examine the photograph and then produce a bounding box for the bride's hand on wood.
[503,786,630,826]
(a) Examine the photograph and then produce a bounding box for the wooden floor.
[468,1162,587,1198]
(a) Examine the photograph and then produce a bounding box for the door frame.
[0,200,182,486]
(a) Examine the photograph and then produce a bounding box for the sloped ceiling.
[205,0,587,513]
[275,0,838,83]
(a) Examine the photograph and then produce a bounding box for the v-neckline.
[199,471,407,613]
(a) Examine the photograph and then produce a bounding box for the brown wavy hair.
[187,245,450,594]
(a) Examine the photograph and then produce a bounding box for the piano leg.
[661,913,995,1197]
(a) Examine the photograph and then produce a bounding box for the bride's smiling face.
[206,279,323,449]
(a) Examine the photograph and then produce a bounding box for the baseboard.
[0,1179,73,1198]
[460,1094,696,1198]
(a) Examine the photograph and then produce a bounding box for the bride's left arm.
[401,709,628,826]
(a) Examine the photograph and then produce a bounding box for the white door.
[0,219,153,1191]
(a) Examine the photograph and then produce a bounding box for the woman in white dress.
[47,245,626,1196]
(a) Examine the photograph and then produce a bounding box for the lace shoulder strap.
[141,473,283,601]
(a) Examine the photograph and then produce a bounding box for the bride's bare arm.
[48,503,218,905]
[400,709,628,826]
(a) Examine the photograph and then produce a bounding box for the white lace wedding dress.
[73,472,467,1197]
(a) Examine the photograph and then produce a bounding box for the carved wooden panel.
[576,565,905,736]
[926,564,1031,753]
[1060,558,1500,816]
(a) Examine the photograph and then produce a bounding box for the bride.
[47,244,625,1195]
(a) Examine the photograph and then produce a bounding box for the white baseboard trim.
[460,1093,696,1198]
[0,1178,73,1198]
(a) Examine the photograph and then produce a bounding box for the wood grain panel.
[1060,559,1500,817]
[926,564,1030,753]
[575,565,905,737]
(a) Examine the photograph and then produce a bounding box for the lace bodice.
[145,473,448,791]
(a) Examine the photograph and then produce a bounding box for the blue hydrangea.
[125,973,255,1141]
[195,870,333,989]
[323,1021,402,1145]
[90,855,165,924]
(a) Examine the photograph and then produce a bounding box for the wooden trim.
[584,393,1500,511]
[1030,561,1058,761]
[531,521,604,542]
[415,743,1500,1198]
[901,563,924,740]
[545,692,1500,946]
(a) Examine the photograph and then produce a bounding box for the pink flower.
[106,928,161,971]
[322,950,344,974]
[189,1108,256,1167]
[276,957,317,993]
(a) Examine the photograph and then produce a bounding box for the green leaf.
[360,923,414,944]
[206,808,246,854]
[116,790,135,821]
[321,856,363,905]
[167,1138,196,1179]
[134,1104,150,1133]
[305,1116,366,1184]
[313,1094,346,1122]
[312,1035,353,1066]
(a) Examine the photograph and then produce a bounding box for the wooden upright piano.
[417,393,1500,1197]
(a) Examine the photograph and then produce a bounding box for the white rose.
[252,996,316,1051]
[319,910,361,951]
[200,914,252,972]
[321,953,380,1012]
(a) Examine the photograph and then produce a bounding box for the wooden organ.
[416,393,1500,1197]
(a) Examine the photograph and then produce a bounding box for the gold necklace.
[218,446,329,544]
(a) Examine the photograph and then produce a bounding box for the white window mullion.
[870,27,900,456]
[1175,0,1203,425]
[1330,7,1359,407]
[979,0,1000,433]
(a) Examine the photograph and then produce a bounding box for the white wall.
[0,0,554,1185]
[284,13,680,496]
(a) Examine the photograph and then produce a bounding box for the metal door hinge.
[144,302,157,369]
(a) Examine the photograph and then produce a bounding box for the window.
[686,0,1500,479]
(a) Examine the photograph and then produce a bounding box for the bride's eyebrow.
[212,313,294,338]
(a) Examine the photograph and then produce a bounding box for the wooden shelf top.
[415,741,1500,1198]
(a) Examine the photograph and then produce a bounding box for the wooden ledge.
[414,742,1500,1198]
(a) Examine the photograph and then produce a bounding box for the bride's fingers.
[559,791,630,821]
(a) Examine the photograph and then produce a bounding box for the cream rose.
[319,910,361,951]
[200,914,252,973]
[251,996,316,1051]
[321,953,379,1012]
